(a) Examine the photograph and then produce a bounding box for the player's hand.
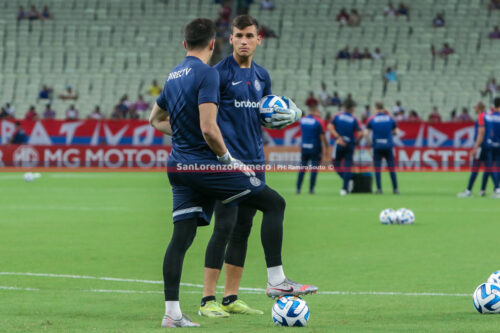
[271,96,302,129]
[337,137,347,146]
[471,147,478,159]
[217,151,255,177]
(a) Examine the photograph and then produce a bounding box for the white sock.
[496,188,500,194]
[267,265,286,286]
[165,301,182,320]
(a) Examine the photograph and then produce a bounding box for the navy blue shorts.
[167,158,266,226]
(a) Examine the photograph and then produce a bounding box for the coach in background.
[364,102,400,194]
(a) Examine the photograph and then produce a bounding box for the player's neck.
[232,52,252,68]
[186,50,211,64]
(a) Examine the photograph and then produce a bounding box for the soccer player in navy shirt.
[458,102,491,197]
[485,97,500,197]
[149,18,314,328]
[199,15,314,319]
[297,105,328,194]
[365,102,400,194]
[328,99,362,196]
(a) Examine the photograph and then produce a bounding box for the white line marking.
[0,286,39,291]
[0,272,471,297]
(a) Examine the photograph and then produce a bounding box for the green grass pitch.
[1,171,500,332]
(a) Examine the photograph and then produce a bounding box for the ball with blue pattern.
[272,296,310,327]
[488,271,500,285]
[379,208,397,224]
[473,283,500,314]
[259,95,287,128]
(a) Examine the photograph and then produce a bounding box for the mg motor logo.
[234,100,260,108]
[13,145,39,167]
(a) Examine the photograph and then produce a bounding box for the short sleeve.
[198,68,220,105]
[156,84,168,111]
[478,113,485,126]
[263,70,272,96]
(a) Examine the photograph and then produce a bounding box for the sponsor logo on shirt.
[232,81,243,86]
[234,100,260,108]
[167,68,192,81]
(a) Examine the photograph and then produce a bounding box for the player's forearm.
[152,119,172,135]
[149,103,171,135]
[201,125,228,157]
[474,128,485,149]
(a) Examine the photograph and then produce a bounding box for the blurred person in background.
[27,5,40,20]
[328,99,362,196]
[336,8,350,25]
[330,92,342,107]
[25,106,39,121]
[361,104,371,124]
[42,104,56,119]
[459,107,472,122]
[347,9,361,27]
[458,102,491,197]
[450,109,459,122]
[147,79,162,97]
[439,43,454,58]
[9,122,27,144]
[365,102,400,194]
[408,110,420,122]
[41,6,53,20]
[317,82,331,107]
[260,0,275,10]
[59,85,78,101]
[65,105,79,120]
[433,13,445,27]
[1,103,15,119]
[397,3,410,17]
[428,106,442,123]
[296,105,328,194]
[133,95,150,118]
[305,91,319,108]
[38,85,53,102]
[88,106,104,120]
[17,6,26,20]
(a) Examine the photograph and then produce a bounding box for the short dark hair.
[184,18,216,50]
[231,15,259,32]
[495,97,500,108]
[344,100,356,110]
[375,102,384,110]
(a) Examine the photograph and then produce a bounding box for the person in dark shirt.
[10,122,27,144]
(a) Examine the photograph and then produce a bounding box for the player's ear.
[183,40,187,50]
[209,39,215,51]
[229,34,233,45]
[256,33,262,45]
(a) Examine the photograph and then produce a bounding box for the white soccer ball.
[272,296,310,327]
[379,208,397,224]
[23,172,35,182]
[259,95,287,128]
[488,271,500,285]
[473,283,500,314]
[396,208,415,224]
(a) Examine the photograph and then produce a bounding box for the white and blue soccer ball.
[272,296,310,327]
[488,271,500,285]
[473,283,500,314]
[23,172,35,182]
[259,95,287,128]
[396,208,415,224]
[379,208,397,224]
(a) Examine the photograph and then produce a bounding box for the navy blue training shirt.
[485,110,500,148]
[367,112,397,149]
[300,114,325,155]
[215,55,272,164]
[156,56,220,162]
[331,111,361,148]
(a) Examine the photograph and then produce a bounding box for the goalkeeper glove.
[271,96,303,129]
[217,151,255,177]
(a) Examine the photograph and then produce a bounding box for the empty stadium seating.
[1,0,499,119]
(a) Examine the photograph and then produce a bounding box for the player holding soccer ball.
[149,18,315,328]
[365,102,400,194]
[199,15,315,319]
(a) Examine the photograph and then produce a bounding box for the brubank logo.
[234,100,260,108]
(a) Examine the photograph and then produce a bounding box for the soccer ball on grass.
[272,296,310,327]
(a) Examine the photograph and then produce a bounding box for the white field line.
[0,286,39,291]
[0,272,471,297]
